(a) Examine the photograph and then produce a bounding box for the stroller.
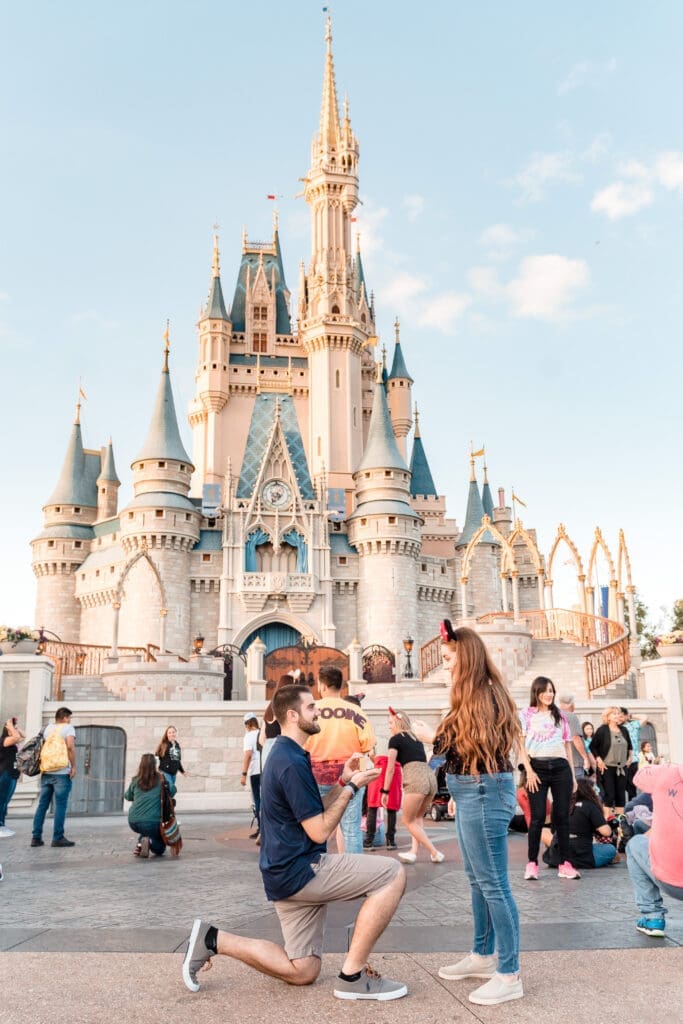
[428,756,453,821]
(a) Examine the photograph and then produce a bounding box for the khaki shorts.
[402,760,438,798]
[274,853,400,960]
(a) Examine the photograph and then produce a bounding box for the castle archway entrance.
[264,638,349,700]
[362,645,395,684]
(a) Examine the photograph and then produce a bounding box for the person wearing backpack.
[30,707,77,848]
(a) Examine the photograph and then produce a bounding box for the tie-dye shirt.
[520,707,571,759]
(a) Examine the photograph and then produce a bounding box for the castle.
[29,20,636,693]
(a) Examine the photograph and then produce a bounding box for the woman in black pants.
[589,706,632,815]
[519,677,579,881]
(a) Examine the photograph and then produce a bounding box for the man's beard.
[299,718,321,736]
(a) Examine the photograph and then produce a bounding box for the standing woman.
[0,717,25,837]
[156,725,185,790]
[521,676,579,881]
[582,722,594,753]
[414,622,524,1007]
[590,706,632,815]
[382,709,442,864]
[125,753,175,857]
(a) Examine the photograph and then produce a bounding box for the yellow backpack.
[40,725,70,773]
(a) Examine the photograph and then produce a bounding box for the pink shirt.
[633,763,683,887]
[520,708,571,759]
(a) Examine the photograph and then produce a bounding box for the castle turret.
[32,399,99,641]
[347,366,421,656]
[299,16,371,485]
[386,316,413,460]
[96,439,120,521]
[456,457,500,618]
[481,460,494,520]
[120,327,200,653]
[189,234,232,486]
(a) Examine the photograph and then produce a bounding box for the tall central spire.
[319,14,341,152]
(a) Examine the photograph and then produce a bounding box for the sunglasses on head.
[440,619,457,643]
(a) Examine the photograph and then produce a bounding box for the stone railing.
[43,640,158,698]
[240,572,314,594]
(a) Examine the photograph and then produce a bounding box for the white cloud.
[402,194,425,221]
[655,151,683,193]
[506,254,589,321]
[69,310,119,329]
[591,181,654,220]
[512,151,580,202]
[354,202,389,257]
[479,223,533,262]
[467,265,502,297]
[418,292,471,333]
[582,132,612,163]
[377,271,428,311]
[557,58,617,96]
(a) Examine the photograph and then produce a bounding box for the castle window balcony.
[239,572,315,613]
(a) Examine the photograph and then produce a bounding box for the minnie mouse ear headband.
[388,705,402,719]
[440,619,458,643]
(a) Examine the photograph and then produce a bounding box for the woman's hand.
[526,769,541,793]
[412,719,435,744]
[596,756,606,773]
[349,768,381,790]
[571,776,578,794]
[381,793,389,809]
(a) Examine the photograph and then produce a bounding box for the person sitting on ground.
[541,777,617,870]
[638,741,661,769]
[182,683,408,1001]
[125,753,175,858]
[626,761,683,937]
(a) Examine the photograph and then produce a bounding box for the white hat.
[243,712,258,723]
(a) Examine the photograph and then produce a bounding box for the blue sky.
[1,1,681,629]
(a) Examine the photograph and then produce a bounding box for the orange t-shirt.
[305,696,376,783]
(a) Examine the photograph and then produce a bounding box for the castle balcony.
[238,572,315,613]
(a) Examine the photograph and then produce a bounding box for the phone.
[358,754,373,771]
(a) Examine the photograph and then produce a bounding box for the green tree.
[624,592,658,660]
[671,599,683,632]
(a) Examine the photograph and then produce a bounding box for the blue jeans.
[626,833,683,918]
[32,772,73,841]
[129,819,166,856]
[447,773,520,975]
[318,783,363,854]
[592,842,617,868]
[162,771,177,790]
[0,770,18,826]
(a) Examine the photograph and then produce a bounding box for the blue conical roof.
[354,250,368,304]
[409,434,437,497]
[482,476,494,519]
[357,378,408,473]
[99,440,120,484]
[388,340,413,383]
[206,275,229,319]
[46,420,98,508]
[456,476,498,548]
[134,362,192,465]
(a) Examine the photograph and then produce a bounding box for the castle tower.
[189,233,232,487]
[386,317,413,459]
[31,399,99,640]
[347,366,421,655]
[299,16,374,486]
[456,457,500,618]
[409,406,437,499]
[96,439,120,521]
[481,459,494,520]
[120,327,200,653]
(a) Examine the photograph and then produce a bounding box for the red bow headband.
[440,619,457,643]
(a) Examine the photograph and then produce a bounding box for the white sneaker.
[469,973,524,1005]
[439,953,497,980]
[398,851,417,863]
[0,827,15,838]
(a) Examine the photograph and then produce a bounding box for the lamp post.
[193,633,205,655]
[403,635,414,679]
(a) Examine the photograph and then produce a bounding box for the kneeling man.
[183,683,407,1000]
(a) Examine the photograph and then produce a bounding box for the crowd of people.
[1,630,682,1006]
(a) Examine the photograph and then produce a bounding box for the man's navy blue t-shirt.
[259,735,326,901]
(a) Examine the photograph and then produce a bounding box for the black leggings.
[599,766,627,810]
[366,806,397,844]
[527,757,573,865]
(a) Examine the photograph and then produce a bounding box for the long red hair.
[436,626,521,774]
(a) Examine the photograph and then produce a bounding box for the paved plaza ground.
[1,810,681,1023]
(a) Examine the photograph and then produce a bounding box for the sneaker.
[398,851,417,863]
[51,837,75,848]
[636,916,666,937]
[469,973,523,1006]
[334,965,407,1001]
[363,839,373,850]
[524,861,538,880]
[430,851,445,863]
[249,830,260,840]
[139,836,150,859]
[133,844,142,857]
[30,837,44,847]
[0,827,15,838]
[558,861,580,879]
[182,919,215,992]
[438,953,497,980]
[386,841,397,851]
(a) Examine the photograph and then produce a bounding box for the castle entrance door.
[70,726,126,815]
[362,645,395,683]
[264,641,349,700]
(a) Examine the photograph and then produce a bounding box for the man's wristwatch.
[344,781,359,796]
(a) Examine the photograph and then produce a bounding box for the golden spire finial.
[375,360,383,384]
[394,316,400,344]
[356,230,361,253]
[75,397,81,426]
[319,9,340,149]
[163,319,170,371]
[273,204,279,233]
[469,440,476,482]
[381,343,387,371]
[241,225,247,252]
[414,403,421,438]
[212,227,221,279]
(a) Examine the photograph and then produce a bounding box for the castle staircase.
[59,674,121,703]
[42,639,158,699]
